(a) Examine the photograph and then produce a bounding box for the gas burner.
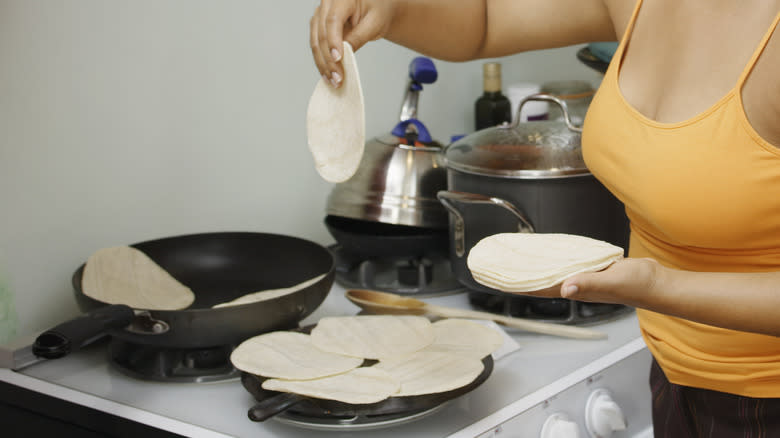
[107,339,240,383]
[272,403,448,431]
[329,244,464,297]
[468,292,632,325]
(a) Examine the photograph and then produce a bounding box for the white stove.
[1,284,652,438]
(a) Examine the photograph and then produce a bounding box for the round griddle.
[242,354,494,422]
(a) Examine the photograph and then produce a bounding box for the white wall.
[0,1,603,337]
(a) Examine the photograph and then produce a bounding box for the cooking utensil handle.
[248,392,307,422]
[427,304,607,340]
[32,304,135,359]
[437,190,535,257]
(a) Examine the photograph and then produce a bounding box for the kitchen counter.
[0,285,649,437]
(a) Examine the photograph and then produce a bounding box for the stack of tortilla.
[467,233,624,293]
[231,315,504,404]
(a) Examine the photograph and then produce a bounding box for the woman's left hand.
[520,257,662,307]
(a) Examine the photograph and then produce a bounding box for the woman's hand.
[310,0,397,87]
[519,258,662,308]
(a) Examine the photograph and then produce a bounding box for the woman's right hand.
[310,0,398,88]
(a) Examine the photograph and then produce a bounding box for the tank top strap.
[736,11,780,87]
[611,0,644,70]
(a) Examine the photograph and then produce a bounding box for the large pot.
[438,95,629,294]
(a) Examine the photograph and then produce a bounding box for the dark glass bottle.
[474,62,512,130]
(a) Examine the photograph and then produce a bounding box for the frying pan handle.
[32,304,135,359]
[248,392,307,422]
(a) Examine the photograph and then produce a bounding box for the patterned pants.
[650,359,780,438]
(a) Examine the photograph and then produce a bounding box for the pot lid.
[444,94,589,179]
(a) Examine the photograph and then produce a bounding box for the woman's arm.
[310,0,616,86]
[556,258,780,337]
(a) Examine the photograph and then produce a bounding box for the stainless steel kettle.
[325,57,448,230]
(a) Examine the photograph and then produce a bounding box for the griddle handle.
[32,304,135,359]
[248,392,307,422]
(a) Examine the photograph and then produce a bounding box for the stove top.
[272,403,448,431]
[108,339,240,383]
[468,292,633,325]
[329,244,464,297]
[2,284,648,438]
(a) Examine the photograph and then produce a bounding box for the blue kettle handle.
[391,118,432,143]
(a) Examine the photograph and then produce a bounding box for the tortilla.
[212,274,326,308]
[81,246,195,310]
[230,331,362,380]
[306,41,365,183]
[425,319,504,359]
[261,367,399,404]
[374,350,485,397]
[467,233,623,293]
[310,315,434,359]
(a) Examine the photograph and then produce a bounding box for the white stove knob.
[585,389,627,438]
[541,412,581,438]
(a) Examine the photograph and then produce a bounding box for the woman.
[310,1,780,436]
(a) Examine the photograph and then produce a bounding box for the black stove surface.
[329,244,464,297]
[468,292,631,325]
[107,339,241,383]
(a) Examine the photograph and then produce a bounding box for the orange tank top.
[582,1,780,397]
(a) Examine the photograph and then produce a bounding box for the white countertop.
[1,285,645,437]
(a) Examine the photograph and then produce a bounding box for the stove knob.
[585,389,627,438]
[540,412,581,438]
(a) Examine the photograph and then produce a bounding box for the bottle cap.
[483,62,502,92]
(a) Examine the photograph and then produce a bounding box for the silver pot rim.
[445,161,591,179]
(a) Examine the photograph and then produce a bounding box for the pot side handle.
[437,190,535,258]
[32,304,135,360]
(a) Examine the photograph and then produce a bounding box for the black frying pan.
[325,215,448,259]
[33,232,334,359]
[242,355,493,422]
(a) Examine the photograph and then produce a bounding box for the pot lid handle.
[392,118,433,143]
[512,93,583,133]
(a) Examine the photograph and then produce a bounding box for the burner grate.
[329,244,464,297]
[107,339,240,383]
[272,403,448,431]
[468,292,632,325]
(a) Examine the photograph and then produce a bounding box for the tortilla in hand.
[306,41,365,183]
[467,233,623,293]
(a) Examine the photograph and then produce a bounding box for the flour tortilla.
[81,246,195,310]
[374,350,485,397]
[212,274,326,308]
[306,41,365,183]
[310,315,434,359]
[261,367,399,404]
[230,331,362,380]
[467,233,623,293]
[425,319,504,359]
